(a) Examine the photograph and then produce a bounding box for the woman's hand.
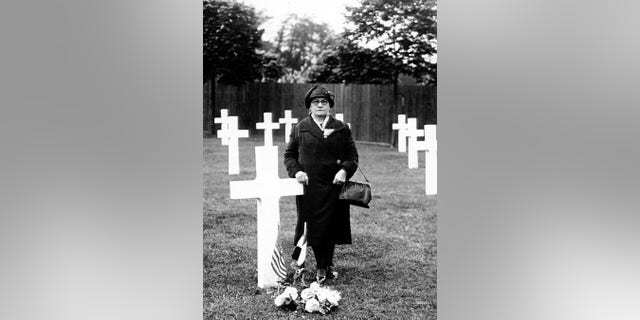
[295,171,309,185]
[332,169,347,185]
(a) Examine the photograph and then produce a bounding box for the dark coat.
[284,115,359,247]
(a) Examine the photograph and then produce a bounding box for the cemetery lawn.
[204,136,437,320]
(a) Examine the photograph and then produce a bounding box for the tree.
[345,0,437,86]
[267,15,339,83]
[203,0,273,133]
[308,41,396,84]
[328,0,437,145]
[344,0,436,119]
[260,52,284,82]
[203,0,265,84]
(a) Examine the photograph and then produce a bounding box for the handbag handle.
[353,162,370,184]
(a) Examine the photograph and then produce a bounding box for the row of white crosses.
[214,108,353,288]
[392,114,437,195]
[215,109,298,174]
[216,109,353,174]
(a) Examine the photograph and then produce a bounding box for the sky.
[238,0,359,41]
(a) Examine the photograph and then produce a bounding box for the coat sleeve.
[340,126,359,179]
[284,124,303,178]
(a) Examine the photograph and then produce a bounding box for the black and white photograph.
[203,0,437,318]
[7,1,640,320]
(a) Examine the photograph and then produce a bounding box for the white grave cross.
[278,110,298,144]
[406,118,425,169]
[392,114,409,152]
[415,125,437,195]
[214,109,230,146]
[217,116,249,175]
[256,112,281,146]
[229,146,304,288]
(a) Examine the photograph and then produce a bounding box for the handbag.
[310,122,372,208]
[339,166,372,208]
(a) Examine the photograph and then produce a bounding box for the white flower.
[283,286,299,300]
[277,282,342,314]
[300,287,315,301]
[315,287,329,303]
[304,298,323,313]
[309,281,321,291]
[316,287,341,306]
[325,289,341,306]
[274,293,291,307]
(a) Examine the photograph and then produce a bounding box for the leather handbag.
[339,166,372,208]
[315,124,372,208]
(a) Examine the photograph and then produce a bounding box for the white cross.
[229,146,304,288]
[392,114,409,152]
[423,124,436,141]
[335,113,351,130]
[415,125,437,195]
[256,112,281,146]
[406,118,425,169]
[278,110,298,144]
[217,116,249,175]
[214,109,229,146]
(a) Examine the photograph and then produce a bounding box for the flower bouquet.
[274,282,342,314]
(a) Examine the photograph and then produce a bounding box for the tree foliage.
[315,0,437,85]
[260,52,284,82]
[203,0,265,84]
[267,15,339,83]
[308,41,396,84]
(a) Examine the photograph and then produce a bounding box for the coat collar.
[324,116,347,130]
[298,115,346,140]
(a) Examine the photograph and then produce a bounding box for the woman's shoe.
[327,267,338,280]
[316,268,327,284]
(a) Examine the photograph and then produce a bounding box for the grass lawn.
[204,135,437,319]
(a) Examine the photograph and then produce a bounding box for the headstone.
[217,116,249,175]
[229,146,304,288]
[256,112,281,147]
[391,114,409,152]
[415,125,437,195]
[278,110,298,144]
[335,113,351,130]
[406,118,425,169]
[214,109,229,145]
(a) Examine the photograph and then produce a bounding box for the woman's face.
[309,98,330,117]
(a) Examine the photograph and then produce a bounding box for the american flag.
[271,246,287,280]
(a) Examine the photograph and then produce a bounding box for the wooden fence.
[204,81,436,145]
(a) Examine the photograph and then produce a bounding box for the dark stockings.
[312,244,336,269]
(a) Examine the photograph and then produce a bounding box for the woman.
[284,85,359,283]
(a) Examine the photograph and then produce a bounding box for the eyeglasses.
[311,99,330,106]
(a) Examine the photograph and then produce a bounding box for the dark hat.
[304,85,335,108]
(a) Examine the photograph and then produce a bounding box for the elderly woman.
[284,85,359,283]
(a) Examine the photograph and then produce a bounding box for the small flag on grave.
[291,223,307,267]
[271,246,288,280]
